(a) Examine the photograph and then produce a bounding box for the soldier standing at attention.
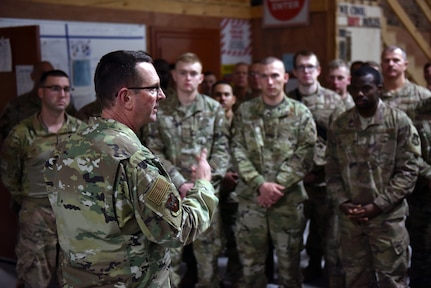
[146,52,229,288]
[287,50,346,284]
[0,70,85,287]
[44,50,218,287]
[326,65,421,287]
[231,56,316,287]
[379,45,431,287]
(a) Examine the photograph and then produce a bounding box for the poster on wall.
[337,3,381,64]
[220,18,252,80]
[0,18,146,109]
[263,0,310,28]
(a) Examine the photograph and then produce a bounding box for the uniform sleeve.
[145,122,187,189]
[373,117,421,212]
[207,105,230,188]
[0,126,25,204]
[275,106,316,190]
[325,120,350,207]
[231,109,266,192]
[124,152,218,247]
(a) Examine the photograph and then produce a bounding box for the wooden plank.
[385,0,431,60]
[26,0,329,19]
[414,0,431,25]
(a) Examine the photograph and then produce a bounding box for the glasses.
[127,85,163,97]
[43,85,73,93]
[296,65,317,72]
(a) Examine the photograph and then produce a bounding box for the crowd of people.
[0,46,430,288]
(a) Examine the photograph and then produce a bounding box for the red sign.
[263,0,309,28]
[267,0,306,21]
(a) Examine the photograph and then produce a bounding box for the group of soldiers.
[0,45,431,288]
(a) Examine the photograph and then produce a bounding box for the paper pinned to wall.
[0,38,12,72]
[15,65,33,96]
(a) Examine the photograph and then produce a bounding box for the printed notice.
[0,38,12,72]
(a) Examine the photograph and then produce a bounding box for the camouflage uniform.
[0,90,77,141]
[287,84,346,283]
[231,95,316,287]
[75,100,101,122]
[145,93,230,288]
[0,113,84,287]
[44,117,219,287]
[326,100,421,287]
[380,80,431,287]
[342,93,355,111]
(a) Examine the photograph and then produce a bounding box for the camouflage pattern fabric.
[380,80,431,287]
[326,101,421,287]
[287,83,346,282]
[0,113,84,287]
[146,92,229,288]
[231,95,316,287]
[44,117,218,288]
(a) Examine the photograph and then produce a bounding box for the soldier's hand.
[257,182,284,208]
[179,182,194,199]
[194,148,212,182]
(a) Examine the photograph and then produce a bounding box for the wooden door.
[0,25,41,259]
[149,26,221,79]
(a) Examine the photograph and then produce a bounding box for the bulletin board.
[0,18,146,109]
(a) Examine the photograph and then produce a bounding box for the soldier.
[44,50,218,287]
[231,56,316,287]
[379,45,431,287]
[326,65,421,287]
[326,58,355,110]
[232,62,252,105]
[0,61,77,142]
[212,81,241,285]
[248,61,263,100]
[0,70,85,287]
[146,52,230,288]
[287,50,346,284]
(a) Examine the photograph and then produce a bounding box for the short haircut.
[94,50,152,108]
[175,52,202,67]
[351,65,382,86]
[327,59,350,72]
[381,45,407,60]
[39,70,69,85]
[293,49,320,69]
[211,80,232,96]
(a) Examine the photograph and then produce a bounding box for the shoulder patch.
[147,176,170,206]
[166,193,180,213]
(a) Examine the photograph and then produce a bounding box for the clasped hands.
[257,182,285,208]
[339,202,382,223]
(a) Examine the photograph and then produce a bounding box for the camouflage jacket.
[146,93,230,191]
[287,83,346,183]
[326,101,421,218]
[0,113,84,204]
[231,95,316,203]
[44,117,218,287]
[381,80,431,177]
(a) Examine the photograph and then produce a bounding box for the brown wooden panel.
[0,25,41,111]
[150,26,221,79]
[0,25,41,260]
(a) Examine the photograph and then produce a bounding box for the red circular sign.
[267,0,306,21]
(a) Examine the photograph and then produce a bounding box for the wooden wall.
[0,0,336,78]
